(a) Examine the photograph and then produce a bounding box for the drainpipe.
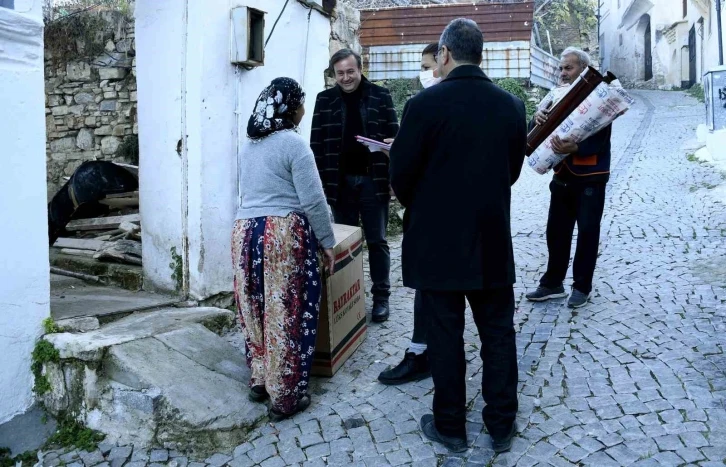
[717,0,724,65]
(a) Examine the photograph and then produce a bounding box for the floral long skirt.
[231,212,322,414]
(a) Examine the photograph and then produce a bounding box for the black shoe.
[525,285,567,302]
[371,301,390,323]
[248,385,268,403]
[567,288,590,308]
[378,350,431,385]
[420,414,468,453]
[269,395,311,422]
[491,422,517,453]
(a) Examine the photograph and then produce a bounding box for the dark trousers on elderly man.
[424,286,518,440]
[333,175,391,303]
[539,178,607,295]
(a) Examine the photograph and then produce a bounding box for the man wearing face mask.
[390,19,526,453]
[377,42,441,386]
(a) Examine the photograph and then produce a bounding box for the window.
[683,0,687,17]
[0,0,14,9]
[619,34,623,46]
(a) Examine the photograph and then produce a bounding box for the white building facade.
[600,0,725,88]
[0,0,51,424]
[135,0,335,299]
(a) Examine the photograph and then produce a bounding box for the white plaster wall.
[136,0,331,298]
[136,0,187,294]
[0,2,50,424]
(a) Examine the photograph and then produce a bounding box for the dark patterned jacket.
[310,78,399,205]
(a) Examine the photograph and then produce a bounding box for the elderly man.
[310,49,399,322]
[525,47,612,308]
[390,19,526,453]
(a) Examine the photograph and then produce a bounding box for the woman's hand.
[324,248,336,275]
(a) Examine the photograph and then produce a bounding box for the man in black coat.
[311,49,399,322]
[389,19,526,453]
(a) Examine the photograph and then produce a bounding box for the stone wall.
[45,10,137,199]
[326,2,361,88]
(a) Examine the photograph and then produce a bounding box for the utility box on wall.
[704,65,726,131]
[231,7,265,67]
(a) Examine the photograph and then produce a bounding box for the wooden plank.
[60,248,96,258]
[66,214,141,231]
[94,240,143,265]
[105,191,139,199]
[99,197,139,208]
[53,238,108,251]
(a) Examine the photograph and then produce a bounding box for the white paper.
[527,79,635,175]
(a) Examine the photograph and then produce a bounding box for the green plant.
[687,153,697,162]
[687,83,705,103]
[43,317,61,334]
[495,78,538,121]
[44,13,108,64]
[47,413,105,452]
[388,199,404,237]
[379,79,423,121]
[31,340,60,395]
[116,135,139,165]
[170,246,184,292]
[0,448,37,467]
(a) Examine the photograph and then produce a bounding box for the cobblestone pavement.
[41,90,726,466]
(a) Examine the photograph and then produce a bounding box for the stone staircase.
[41,307,266,456]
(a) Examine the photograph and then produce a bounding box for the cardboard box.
[312,224,367,377]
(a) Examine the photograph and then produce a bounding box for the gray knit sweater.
[236,131,335,249]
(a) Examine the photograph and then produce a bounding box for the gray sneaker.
[567,289,590,308]
[525,285,568,302]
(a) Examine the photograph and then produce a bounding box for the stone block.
[68,105,84,116]
[66,61,92,81]
[104,91,118,99]
[130,91,137,102]
[100,100,118,112]
[75,92,95,105]
[101,136,121,155]
[76,129,95,150]
[99,67,129,81]
[116,38,134,53]
[114,388,160,414]
[51,106,69,117]
[95,125,113,136]
[64,95,74,105]
[50,137,77,153]
[105,40,116,52]
[85,116,98,127]
[112,125,127,137]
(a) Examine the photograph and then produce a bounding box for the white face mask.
[419,70,442,89]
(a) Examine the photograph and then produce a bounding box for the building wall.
[136,0,333,297]
[600,0,725,88]
[45,11,137,200]
[0,0,51,424]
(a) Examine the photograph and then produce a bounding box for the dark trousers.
[411,290,428,345]
[540,179,606,295]
[334,175,391,302]
[423,286,518,440]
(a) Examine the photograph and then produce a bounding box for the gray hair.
[438,18,483,65]
[561,47,591,67]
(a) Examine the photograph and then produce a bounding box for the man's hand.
[551,135,578,154]
[324,248,335,275]
[380,138,394,157]
[534,109,549,126]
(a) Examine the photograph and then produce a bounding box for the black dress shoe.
[491,421,517,453]
[420,414,468,453]
[378,350,431,385]
[371,301,390,323]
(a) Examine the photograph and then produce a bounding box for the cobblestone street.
[40,90,726,467]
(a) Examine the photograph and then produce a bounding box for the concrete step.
[41,307,266,455]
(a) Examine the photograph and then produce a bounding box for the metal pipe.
[547,29,554,55]
[717,0,724,65]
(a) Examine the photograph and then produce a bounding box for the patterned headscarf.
[247,77,305,141]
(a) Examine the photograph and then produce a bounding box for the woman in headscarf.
[233,77,336,421]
